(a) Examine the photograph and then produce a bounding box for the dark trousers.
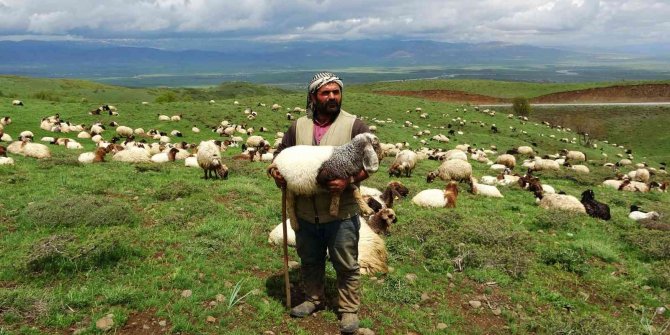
[296,215,361,314]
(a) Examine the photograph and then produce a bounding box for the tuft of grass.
[530,210,582,231]
[621,230,670,260]
[153,181,197,201]
[539,245,588,275]
[24,228,137,273]
[372,275,420,304]
[646,260,670,290]
[21,195,139,227]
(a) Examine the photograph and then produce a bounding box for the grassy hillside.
[0,78,668,334]
[350,79,670,99]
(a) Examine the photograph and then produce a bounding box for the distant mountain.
[0,39,583,76]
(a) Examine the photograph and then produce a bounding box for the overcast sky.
[0,0,668,50]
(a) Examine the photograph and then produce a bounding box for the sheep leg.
[203,168,208,180]
[352,185,375,216]
[286,191,299,231]
[329,192,341,217]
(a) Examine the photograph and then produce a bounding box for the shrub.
[373,275,420,304]
[155,91,178,103]
[22,195,139,227]
[512,96,531,116]
[154,181,197,201]
[529,210,581,231]
[32,91,61,102]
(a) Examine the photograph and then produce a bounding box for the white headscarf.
[306,72,343,119]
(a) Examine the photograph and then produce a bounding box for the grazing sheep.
[628,205,660,221]
[171,114,182,121]
[426,159,472,184]
[469,177,503,198]
[530,157,560,171]
[535,191,586,213]
[1,116,11,126]
[412,182,459,208]
[563,150,586,162]
[197,140,229,180]
[158,114,171,121]
[269,133,381,229]
[518,146,534,155]
[388,150,418,177]
[12,100,23,106]
[495,154,516,169]
[580,189,611,220]
[116,126,133,138]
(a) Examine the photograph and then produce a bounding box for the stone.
[158,320,167,327]
[181,289,192,298]
[387,266,395,273]
[209,301,218,307]
[421,293,431,302]
[405,273,418,284]
[263,331,276,335]
[288,261,300,270]
[492,308,502,316]
[95,314,114,331]
[446,273,453,280]
[72,328,86,335]
[437,323,448,330]
[358,328,375,335]
[469,300,482,309]
[206,316,216,323]
[216,293,225,302]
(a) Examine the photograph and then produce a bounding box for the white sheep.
[563,150,586,162]
[116,126,133,138]
[495,154,516,169]
[197,140,229,179]
[151,148,179,163]
[536,193,586,213]
[445,149,468,161]
[530,157,560,171]
[412,182,459,208]
[0,156,14,165]
[10,141,51,159]
[12,100,23,106]
[470,177,503,198]
[427,159,472,184]
[628,205,660,221]
[171,114,182,121]
[627,168,650,183]
[269,133,380,230]
[112,147,151,163]
[518,146,534,155]
[570,165,590,173]
[388,150,418,177]
[158,114,171,121]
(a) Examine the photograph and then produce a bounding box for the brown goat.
[444,182,459,208]
[0,144,6,157]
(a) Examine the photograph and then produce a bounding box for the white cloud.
[0,0,668,48]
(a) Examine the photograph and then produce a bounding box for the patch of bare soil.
[532,84,670,103]
[117,309,170,335]
[375,83,670,104]
[375,89,506,104]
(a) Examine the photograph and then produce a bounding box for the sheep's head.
[388,163,402,177]
[581,189,595,202]
[426,171,438,183]
[352,133,380,174]
[388,181,409,198]
[216,164,229,180]
[373,208,397,236]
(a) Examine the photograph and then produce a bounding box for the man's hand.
[327,178,349,193]
[269,167,286,188]
[353,169,369,183]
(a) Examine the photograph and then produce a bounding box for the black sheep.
[581,189,611,220]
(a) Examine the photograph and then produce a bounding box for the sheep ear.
[363,143,379,173]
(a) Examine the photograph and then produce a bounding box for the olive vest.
[295,110,359,223]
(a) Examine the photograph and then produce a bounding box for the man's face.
[312,82,342,117]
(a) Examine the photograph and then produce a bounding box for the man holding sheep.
[270,72,369,333]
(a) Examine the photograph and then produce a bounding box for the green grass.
[0,76,669,334]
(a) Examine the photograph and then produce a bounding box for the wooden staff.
[281,185,291,309]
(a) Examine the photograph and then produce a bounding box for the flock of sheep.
[1,98,667,277]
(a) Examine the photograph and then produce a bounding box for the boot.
[290,301,323,318]
[339,312,359,333]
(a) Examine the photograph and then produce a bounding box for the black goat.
[581,189,611,220]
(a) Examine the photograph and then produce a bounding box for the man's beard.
[314,100,341,118]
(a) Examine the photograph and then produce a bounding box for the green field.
[0,77,669,334]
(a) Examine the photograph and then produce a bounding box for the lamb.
[495,154,516,169]
[151,148,179,163]
[534,190,586,213]
[469,177,503,198]
[362,181,409,211]
[78,147,110,163]
[267,213,391,275]
[0,156,13,165]
[628,205,660,221]
[171,114,182,121]
[197,140,229,180]
[412,182,459,208]
[580,189,611,220]
[426,159,472,185]
[19,131,34,141]
[388,150,418,177]
[191,125,200,133]
[268,133,381,229]
[158,114,171,121]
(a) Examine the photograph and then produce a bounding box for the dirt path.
[374,83,670,104]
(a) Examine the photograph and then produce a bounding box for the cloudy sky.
[0,0,668,50]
